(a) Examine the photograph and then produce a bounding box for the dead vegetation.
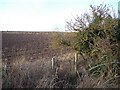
[2,52,119,88]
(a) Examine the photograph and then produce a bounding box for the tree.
[65,3,120,82]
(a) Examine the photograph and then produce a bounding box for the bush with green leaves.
[65,3,120,82]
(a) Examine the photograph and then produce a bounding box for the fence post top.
[53,56,56,59]
[76,51,79,54]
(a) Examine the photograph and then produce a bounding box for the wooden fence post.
[51,57,60,76]
[74,52,78,72]
[51,57,55,69]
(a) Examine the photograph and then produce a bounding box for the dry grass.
[2,53,119,88]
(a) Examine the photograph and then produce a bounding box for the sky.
[0,0,119,31]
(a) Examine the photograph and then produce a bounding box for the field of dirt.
[2,31,73,62]
[2,31,81,88]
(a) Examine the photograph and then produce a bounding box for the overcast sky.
[0,0,119,31]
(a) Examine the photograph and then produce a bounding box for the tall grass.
[2,53,119,88]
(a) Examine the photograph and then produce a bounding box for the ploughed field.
[2,32,72,62]
[2,32,80,88]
